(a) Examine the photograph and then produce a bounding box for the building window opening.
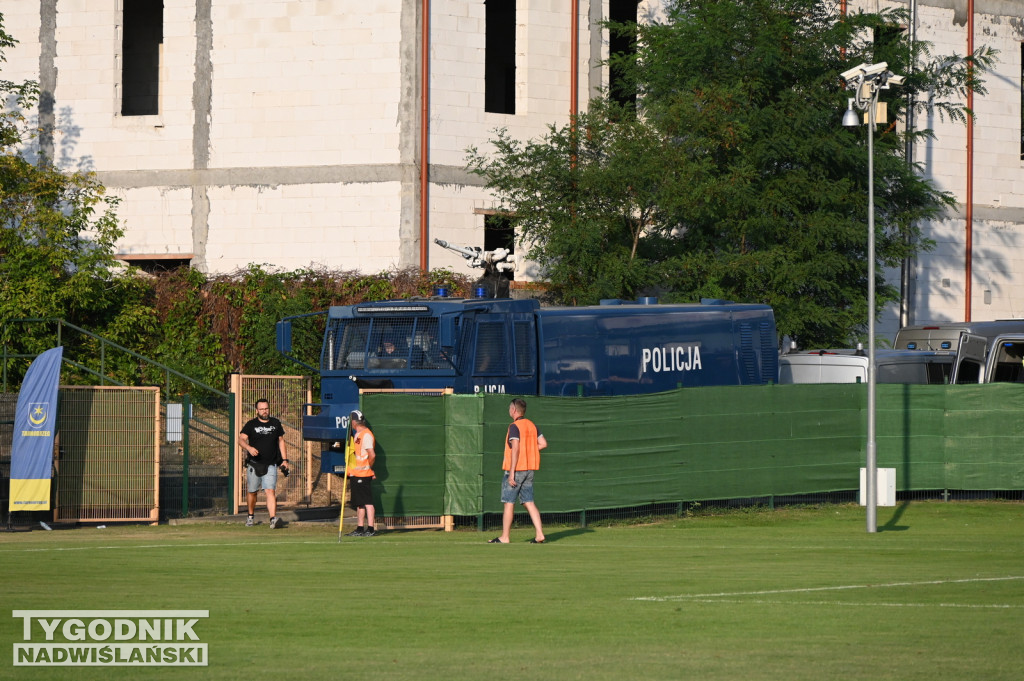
[484,213,515,281]
[608,0,638,109]
[118,257,190,274]
[485,0,516,114]
[121,0,163,116]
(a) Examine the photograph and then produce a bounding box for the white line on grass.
[631,575,1024,602]
[670,598,1024,609]
[0,540,329,553]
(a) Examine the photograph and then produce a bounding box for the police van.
[895,321,1024,384]
[894,320,1024,351]
[779,348,953,384]
[949,331,1024,384]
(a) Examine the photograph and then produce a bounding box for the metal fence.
[159,392,235,519]
[230,374,313,514]
[0,393,17,516]
[55,387,161,522]
[1,320,241,520]
[2,380,316,523]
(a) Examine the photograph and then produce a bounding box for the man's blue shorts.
[501,470,535,504]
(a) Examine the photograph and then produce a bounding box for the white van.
[950,333,1024,384]
[894,321,1024,383]
[779,348,953,384]
[895,320,1024,351]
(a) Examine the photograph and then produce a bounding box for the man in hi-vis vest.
[345,410,378,537]
[489,398,548,544]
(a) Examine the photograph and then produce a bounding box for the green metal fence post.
[228,392,235,514]
[182,394,191,517]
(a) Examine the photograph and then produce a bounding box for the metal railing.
[1,318,236,518]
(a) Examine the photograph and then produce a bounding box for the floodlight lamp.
[842,99,860,127]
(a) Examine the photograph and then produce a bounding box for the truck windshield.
[323,316,456,371]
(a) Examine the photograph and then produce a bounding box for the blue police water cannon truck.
[276,295,779,445]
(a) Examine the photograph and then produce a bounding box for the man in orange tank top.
[345,410,378,537]
[488,398,548,544]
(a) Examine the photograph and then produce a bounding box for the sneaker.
[269,516,280,529]
[245,515,255,527]
[345,528,364,537]
[363,529,376,537]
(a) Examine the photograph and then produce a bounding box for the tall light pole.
[841,62,904,533]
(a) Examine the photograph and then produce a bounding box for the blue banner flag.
[9,346,63,512]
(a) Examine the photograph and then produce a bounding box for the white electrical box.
[859,467,896,506]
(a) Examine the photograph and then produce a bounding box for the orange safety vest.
[349,429,375,477]
[503,417,541,472]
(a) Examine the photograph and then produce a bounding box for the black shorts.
[348,476,374,508]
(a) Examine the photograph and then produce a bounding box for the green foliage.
[1,13,157,385]
[468,0,995,346]
[468,104,675,305]
[145,266,472,391]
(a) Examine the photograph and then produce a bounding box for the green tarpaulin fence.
[361,383,1024,517]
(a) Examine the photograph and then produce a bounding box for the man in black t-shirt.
[239,398,289,528]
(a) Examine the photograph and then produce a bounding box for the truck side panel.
[536,306,777,396]
[288,298,777,442]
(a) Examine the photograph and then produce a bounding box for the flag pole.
[337,419,355,542]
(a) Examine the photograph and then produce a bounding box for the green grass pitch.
[2,501,1022,681]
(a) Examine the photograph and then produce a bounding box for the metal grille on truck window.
[411,318,444,369]
[325,317,425,370]
[513,321,535,375]
[739,323,757,383]
[760,321,778,383]
[366,318,417,369]
[474,321,508,375]
[326,318,371,370]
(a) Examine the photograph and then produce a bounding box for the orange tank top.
[349,429,375,477]
[503,417,540,471]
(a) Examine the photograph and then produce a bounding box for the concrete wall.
[878,0,1024,336]
[4,0,616,276]
[3,0,1024,342]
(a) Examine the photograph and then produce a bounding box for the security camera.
[841,62,890,82]
[887,73,905,86]
[840,63,868,81]
[862,62,888,76]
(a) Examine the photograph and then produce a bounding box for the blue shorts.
[247,465,278,493]
[501,470,535,504]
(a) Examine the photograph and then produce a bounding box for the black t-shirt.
[241,417,285,475]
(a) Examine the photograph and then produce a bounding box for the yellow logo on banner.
[27,403,49,428]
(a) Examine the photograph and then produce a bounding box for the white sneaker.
[245,515,255,527]
[270,516,280,529]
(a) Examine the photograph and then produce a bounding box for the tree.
[468,105,695,304]
[468,0,994,346]
[0,13,155,381]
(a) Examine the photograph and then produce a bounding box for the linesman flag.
[9,346,63,512]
